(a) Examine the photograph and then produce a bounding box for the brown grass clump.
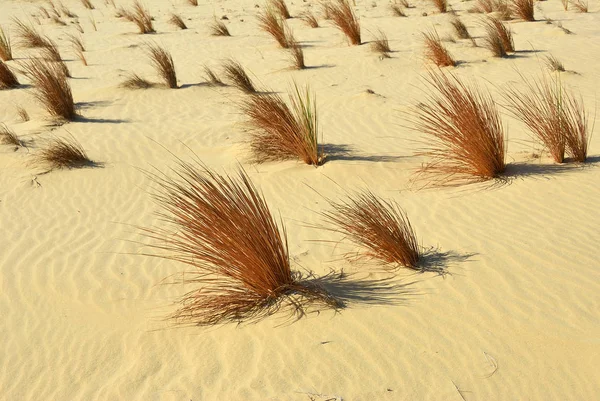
[511,0,534,21]
[423,30,456,67]
[257,8,289,47]
[0,26,13,61]
[570,0,588,12]
[120,72,154,89]
[390,4,407,16]
[410,70,506,185]
[187,0,198,5]
[169,13,187,30]
[75,48,87,66]
[329,0,361,45]
[144,43,177,89]
[300,10,320,27]
[430,0,448,13]
[13,18,48,48]
[209,19,230,36]
[321,191,421,270]
[0,61,20,89]
[482,16,514,56]
[51,15,67,25]
[20,58,75,120]
[544,54,565,72]
[81,0,95,10]
[242,83,323,165]
[202,65,225,86]
[65,33,85,52]
[371,29,391,58]
[16,105,30,121]
[141,162,339,325]
[270,0,291,19]
[450,18,471,40]
[0,124,24,147]
[287,34,305,69]
[222,59,256,93]
[39,6,51,19]
[503,74,589,163]
[39,37,71,77]
[129,1,154,34]
[34,136,95,170]
[469,0,510,19]
[57,2,78,18]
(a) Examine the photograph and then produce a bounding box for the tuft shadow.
[74,116,130,124]
[419,248,477,274]
[302,64,336,70]
[76,100,112,110]
[322,143,405,163]
[179,82,215,89]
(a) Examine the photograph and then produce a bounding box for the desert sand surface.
[1,0,600,400]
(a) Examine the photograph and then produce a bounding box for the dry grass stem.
[390,4,407,16]
[450,18,471,40]
[13,18,49,48]
[288,34,305,69]
[121,72,154,89]
[570,0,588,12]
[0,60,20,89]
[482,16,514,56]
[423,30,456,67]
[329,0,361,45]
[300,10,319,27]
[258,8,289,47]
[16,106,30,121]
[511,0,534,21]
[129,1,154,33]
[81,0,95,10]
[209,19,230,36]
[141,162,340,325]
[0,26,12,61]
[145,43,177,88]
[65,33,85,52]
[222,59,256,93]
[371,29,391,57]
[270,0,291,19]
[0,124,24,147]
[431,0,448,13]
[34,136,95,169]
[187,0,198,5]
[544,54,565,72]
[202,65,225,86]
[169,13,187,30]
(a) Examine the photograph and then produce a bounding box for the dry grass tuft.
[371,29,391,57]
[39,6,51,19]
[222,59,256,93]
[321,191,421,270]
[129,1,154,33]
[0,60,20,89]
[144,42,177,88]
[209,19,230,36]
[0,26,12,61]
[75,48,87,66]
[58,2,78,18]
[65,33,85,52]
[270,0,291,19]
[242,83,323,165]
[187,0,198,5]
[169,13,187,30]
[469,0,511,19]
[120,72,154,89]
[141,162,340,325]
[544,54,565,72]
[329,0,361,45]
[0,124,24,147]
[20,58,75,120]
[34,136,96,170]
[287,34,305,69]
[503,74,589,163]
[430,0,448,13]
[410,70,506,185]
[390,4,407,16]
[482,16,514,56]
[202,65,225,86]
[13,18,49,48]
[423,30,456,67]
[39,37,71,77]
[450,18,471,40]
[51,16,67,25]
[81,0,95,10]
[16,105,30,121]
[300,10,320,27]
[511,0,534,21]
[570,0,588,12]
[258,8,289,47]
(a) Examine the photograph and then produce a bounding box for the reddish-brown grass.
[511,0,534,21]
[571,0,588,12]
[13,18,48,48]
[410,70,506,185]
[287,34,305,69]
[81,0,95,10]
[33,136,95,170]
[129,1,154,33]
[390,4,407,17]
[187,0,198,5]
[242,83,323,165]
[503,74,589,163]
[300,10,319,27]
[209,19,230,36]
[257,7,289,47]
[270,0,291,19]
[423,30,456,67]
[120,72,154,89]
[141,162,339,325]
[222,59,256,93]
[169,13,187,30]
[39,37,71,77]
[202,65,225,86]
[0,124,23,147]
[144,43,177,88]
[20,58,75,120]
[0,26,12,61]
[329,0,361,45]
[371,29,391,57]
[482,16,514,56]
[430,0,448,13]
[0,60,20,89]
[451,18,471,40]
[321,191,421,270]
[65,33,85,52]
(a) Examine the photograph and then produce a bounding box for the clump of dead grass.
[209,19,230,36]
[270,0,291,19]
[144,42,177,89]
[0,124,24,147]
[13,18,49,48]
[544,54,565,72]
[371,29,391,58]
[128,0,154,33]
[33,136,96,170]
[450,18,471,40]
[258,7,289,47]
[222,59,256,93]
[202,65,225,86]
[0,60,19,89]
[329,0,361,45]
[287,35,305,69]
[570,0,588,12]
[511,0,534,21]
[120,72,154,89]
[81,0,95,10]
[169,13,187,30]
[300,10,319,27]
[430,0,448,13]
[16,105,29,121]
[482,16,514,57]
[0,26,13,62]
[390,4,407,17]
[423,30,456,67]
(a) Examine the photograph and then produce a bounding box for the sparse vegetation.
[0,124,23,147]
[423,30,456,67]
[482,16,514,57]
[222,59,256,93]
[258,7,289,47]
[144,43,177,88]
[371,29,391,58]
[300,10,320,27]
[511,0,534,21]
[120,72,154,89]
[16,106,30,121]
[209,19,230,36]
[0,60,19,89]
[0,26,12,61]
[544,54,565,72]
[34,136,96,170]
[13,18,48,48]
[570,0,588,12]
[430,0,448,13]
[390,4,407,16]
[128,1,154,33]
[169,13,187,30]
[81,0,95,10]
[329,0,361,45]
[202,65,225,86]
[270,0,291,19]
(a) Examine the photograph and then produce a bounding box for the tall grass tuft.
[169,13,187,30]
[222,59,256,93]
[145,43,177,88]
[570,0,588,12]
[511,0,534,21]
[20,58,75,120]
[300,10,319,27]
[423,30,456,67]
[371,29,391,58]
[544,54,565,72]
[129,0,154,33]
[141,162,340,325]
[321,191,421,270]
[329,0,361,45]
[0,60,20,89]
[0,27,12,61]
[209,19,230,36]
[410,70,506,185]
[34,136,95,170]
[13,18,48,48]
[287,34,305,69]
[202,65,225,86]
[482,16,514,57]
[270,0,291,19]
[390,4,407,16]
[242,83,323,165]
[0,124,24,147]
[120,72,154,89]
[258,7,289,47]
[450,18,471,40]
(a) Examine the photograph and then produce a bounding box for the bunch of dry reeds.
[430,0,448,13]
[145,43,177,88]
[423,30,456,67]
[469,0,510,19]
[411,70,506,185]
[13,18,48,48]
[81,0,95,10]
[202,65,224,86]
[39,37,71,77]
[129,1,154,33]
[300,10,319,27]
[287,35,305,69]
[0,26,13,61]
[0,60,19,89]
[169,13,187,30]
[482,16,514,57]
[390,4,407,17]
[503,74,589,163]
[511,0,534,21]
[20,58,75,120]
[0,124,23,147]
[257,7,289,47]
[242,83,323,165]
[209,19,230,36]
[570,0,588,12]
[329,0,361,45]
[270,0,291,19]
[544,55,565,72]
[16,106,29,121]
[222,59,256,93]
[33,136,95,169]
[451,18,471,40]
[321,191,421,270]
[120,72,153,89]
[371,29,391,58]
[142,162,339,325]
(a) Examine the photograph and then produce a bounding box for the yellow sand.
[1,0,599,400]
